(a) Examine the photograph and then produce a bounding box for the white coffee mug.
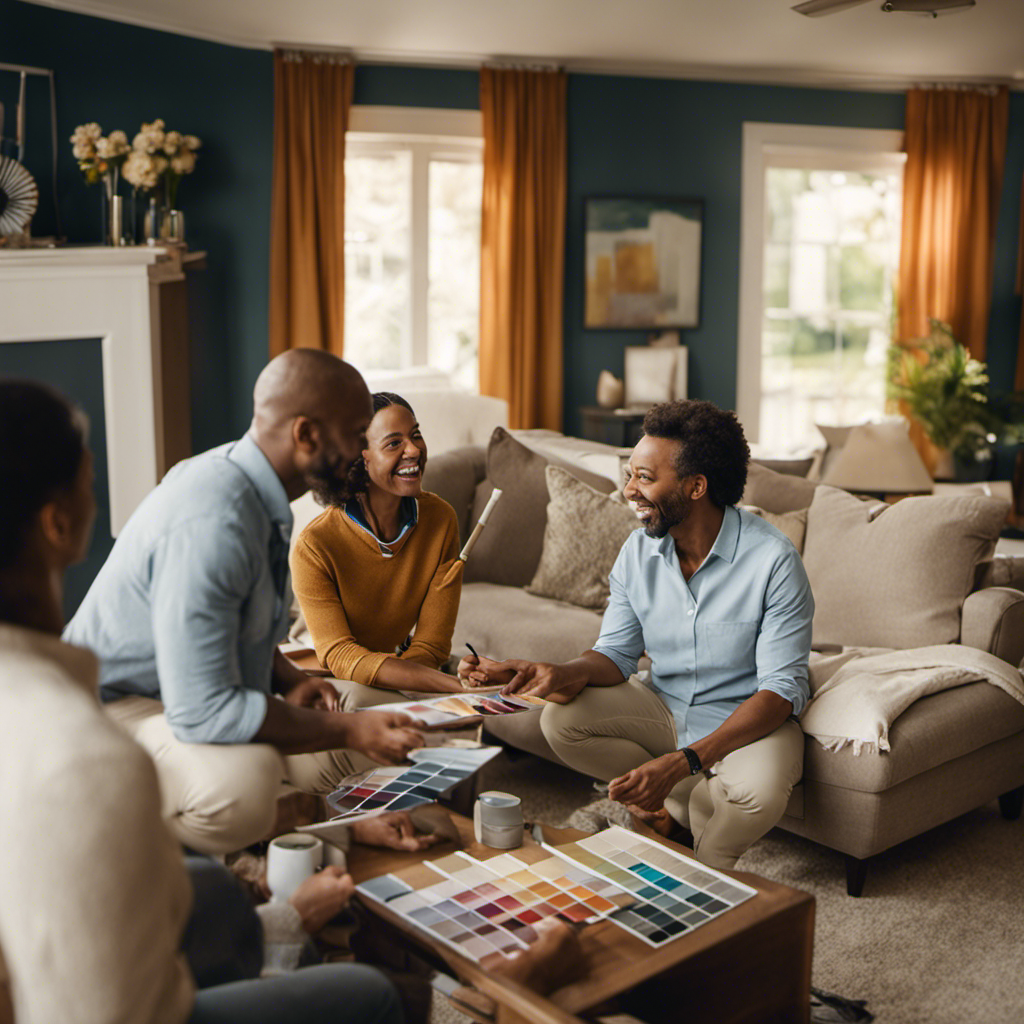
[474,791,524,849]
[266,832,323,902]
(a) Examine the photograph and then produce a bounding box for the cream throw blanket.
[801,645,1024,755]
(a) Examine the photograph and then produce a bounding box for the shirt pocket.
[702,621,759,673]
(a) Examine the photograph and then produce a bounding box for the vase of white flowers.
[70,122,130,244]
[123,119,201,243]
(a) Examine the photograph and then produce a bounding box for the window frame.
[737,122,906,446]
[345,106,483,377]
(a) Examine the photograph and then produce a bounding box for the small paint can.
[473,791,524,849]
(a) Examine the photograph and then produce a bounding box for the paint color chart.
[378,692,546,727]
[357,826,758,962]
[548,826,756,947]
[356,848,637,963]
[325,745,502,823]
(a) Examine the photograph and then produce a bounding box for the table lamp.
[820,420,933,497]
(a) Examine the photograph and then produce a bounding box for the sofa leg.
[845,855,867,898]
[999,785,1024,820]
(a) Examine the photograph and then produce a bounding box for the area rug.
[428,751,1024,1024]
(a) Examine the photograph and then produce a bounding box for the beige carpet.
[430,750,1024,1024]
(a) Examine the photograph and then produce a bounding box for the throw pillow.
[463,428,617,587]
[527,465,639,610]
[738,505,808,553]
[742,461,819,514]
[802,485,1010,649]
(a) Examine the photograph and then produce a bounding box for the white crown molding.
[21,0,1023,92]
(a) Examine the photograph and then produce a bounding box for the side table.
[579,406,647,448]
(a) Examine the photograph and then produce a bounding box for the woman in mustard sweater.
[290,392,465,703]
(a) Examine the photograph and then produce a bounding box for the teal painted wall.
[564,75,907,434]
[2,0,1022,606]
[1,0,273,451]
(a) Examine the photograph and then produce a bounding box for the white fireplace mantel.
[0,245,196,534]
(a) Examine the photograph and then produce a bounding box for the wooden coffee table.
[346,812,814,1024]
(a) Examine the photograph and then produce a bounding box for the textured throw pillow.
[802,485,1010,649]
[463,428,617,587]
[738,505,808,553]
[742,462,819,514]
[527,465,639,610]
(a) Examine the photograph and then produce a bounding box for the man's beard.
[642,490,692,538]
[306,449,354,508]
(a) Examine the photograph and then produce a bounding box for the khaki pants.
[540,677,805,869]
[105,681,407,855]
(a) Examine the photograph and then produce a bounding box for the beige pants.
[105,681,407,855]
[540,677,805,869]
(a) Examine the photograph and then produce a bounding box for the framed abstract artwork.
[584,197,703,330]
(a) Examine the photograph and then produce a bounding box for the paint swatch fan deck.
[370,691,546,727]
[323,745,502,823]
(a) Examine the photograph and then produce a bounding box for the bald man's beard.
[306,448,354,508]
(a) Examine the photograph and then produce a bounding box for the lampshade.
[820,420,933,494]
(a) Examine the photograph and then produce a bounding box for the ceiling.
[26,0,1024,90]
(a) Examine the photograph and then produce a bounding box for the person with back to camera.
[460,400,814,870]
[0,379,408,1024]
[291,392,471,708]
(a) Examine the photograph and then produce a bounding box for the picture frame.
[584,196,703,330]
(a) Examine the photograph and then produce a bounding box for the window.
[344,107,483,390]
[738,124,905,453]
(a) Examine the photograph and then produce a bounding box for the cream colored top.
[0,624,194,1024]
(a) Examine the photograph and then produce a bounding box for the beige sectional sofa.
[423,428,1024,896]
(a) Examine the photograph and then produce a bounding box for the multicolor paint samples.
[376,692,546,727]
[547,825,756,947]
[324,745,502,823]
[356,847,637,963]
[357,825,757,961]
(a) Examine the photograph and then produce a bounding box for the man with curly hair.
[465,400,813,869]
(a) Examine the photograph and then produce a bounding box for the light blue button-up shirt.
[64,434,292,744]
[592,506,813,747]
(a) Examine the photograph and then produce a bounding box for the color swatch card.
[546,825,757,947]
[324,745,502,822]
[356,847,638,964]
[377,691,546,727]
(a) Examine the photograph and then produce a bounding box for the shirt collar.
[707,505,741,564]
[0,623,99,697]
[229,434,294,539]
[646,504,741,566]
[344,496,419,557]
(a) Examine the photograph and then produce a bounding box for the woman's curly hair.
[641,400,750,508]
[343,391,417,498]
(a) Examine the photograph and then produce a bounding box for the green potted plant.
[887,319,993,480]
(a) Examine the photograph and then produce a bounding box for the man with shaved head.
[65,350,433,855]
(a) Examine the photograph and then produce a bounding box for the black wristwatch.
[681,746,703,775]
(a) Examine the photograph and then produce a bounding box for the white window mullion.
[409,144,431,368]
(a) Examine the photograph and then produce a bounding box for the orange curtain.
[897,86,1009,361]
[269,50,353,357]
[479,66,567,430]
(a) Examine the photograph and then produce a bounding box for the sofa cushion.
[452,582,604,665]
[463,428,617,587]
[738,505,808,553]
[741,462,819,514]
[802,486,1009,649]
[801,679,1024,794]
[526,466,639,610]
